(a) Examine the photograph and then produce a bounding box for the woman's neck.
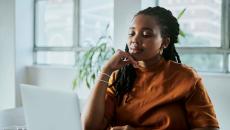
[137,55,162,69]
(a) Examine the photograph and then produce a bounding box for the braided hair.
[109,6,181,105]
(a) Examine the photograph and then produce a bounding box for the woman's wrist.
[101,67,113,76]
[97,67,113,84]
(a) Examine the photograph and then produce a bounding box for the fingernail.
[134,65,137,68]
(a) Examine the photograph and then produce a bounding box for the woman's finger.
[110,126,123,130]
[116,50,136,62]
[109,49,141,70]
[110,125,134,130]
[123,52,138,64]
[115,49,134,64]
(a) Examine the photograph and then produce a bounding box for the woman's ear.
[161,37,170,48]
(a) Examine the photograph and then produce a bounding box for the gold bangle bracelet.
[98,72,111,78]
[98,79,109,84]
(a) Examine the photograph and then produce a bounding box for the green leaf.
[112,48,115,54]
[177,8,186,20]
[86,75,90,89]
[72,79,77,90]
[179,29,186,38]
[92,73,96,81]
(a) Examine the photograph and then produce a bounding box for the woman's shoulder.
[165,60,201,80]
[164,60,202,92]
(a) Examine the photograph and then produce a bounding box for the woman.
[82,6,219,130]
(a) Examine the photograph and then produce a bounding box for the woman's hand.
[102,49,139,73]
[110,125,135,130]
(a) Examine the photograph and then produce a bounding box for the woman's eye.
[128,31,153,38]
[128,32,135,37]
[142,32,152,38]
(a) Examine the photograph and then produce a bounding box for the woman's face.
[128,14,166,61]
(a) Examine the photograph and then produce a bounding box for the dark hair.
[109,6,181,105]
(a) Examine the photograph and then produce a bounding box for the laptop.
[20,84,82,130]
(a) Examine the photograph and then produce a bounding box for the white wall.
[201,73,230,129]
[15,0,34,107]
[0,0,34,110]
[26,65,90,99]
[26,65,76,91]
[0,0,16,110]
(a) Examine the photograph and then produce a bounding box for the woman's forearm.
[82,68,113,130]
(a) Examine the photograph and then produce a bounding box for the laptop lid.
[20,84,82,130]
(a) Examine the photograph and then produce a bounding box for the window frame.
[33,0,81,65]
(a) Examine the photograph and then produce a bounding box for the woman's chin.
[130,53,143,61]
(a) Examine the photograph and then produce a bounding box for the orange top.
[104,58,219,130]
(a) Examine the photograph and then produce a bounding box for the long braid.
[163,43,181,63]
[109,45,136,104]
[109,6,181,105]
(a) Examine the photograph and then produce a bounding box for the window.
[34,0,75,65]
[35,0,74,47]
[142,0,230,72]
[34,0,114,65]
[159,0,221,47]
[80,0,113,47]
[34,0,230,73]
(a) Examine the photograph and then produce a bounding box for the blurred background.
[0,0,229,129]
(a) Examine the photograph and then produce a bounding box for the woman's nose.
[131,33,141,43]
[130,42,138,48]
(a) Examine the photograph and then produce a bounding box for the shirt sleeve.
[104,71,117,124]
[185,78,219,129]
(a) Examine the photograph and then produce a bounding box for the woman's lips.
[130,48,143,53]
